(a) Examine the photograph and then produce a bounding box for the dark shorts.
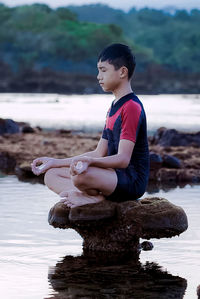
[106,167,144,202]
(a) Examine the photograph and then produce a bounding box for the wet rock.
[48,197,188,255]
[15,163,44,183]
[0,118,20,135]
[21,125,35,133]
[157,168,200,183]
[69,200,116,222]
[48,202,71,228]
[197,285,200,298]
[140,241,154,251]
[150,152,163,169]
[177,169,200,183]
[0,152,16,173]
[151,127,200,146]
[163,154,181,168]
[149,152,163,181]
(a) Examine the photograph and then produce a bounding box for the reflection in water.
[46,255,187,299]
[146,181,198,194]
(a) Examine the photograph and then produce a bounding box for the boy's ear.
[120,66,128,79]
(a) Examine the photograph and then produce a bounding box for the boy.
[31,43,149,208]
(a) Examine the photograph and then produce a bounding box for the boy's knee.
[72,173,90,190]
[44,168,58,186]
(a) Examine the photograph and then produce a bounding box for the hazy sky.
[2,0,200,11]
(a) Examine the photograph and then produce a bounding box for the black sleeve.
[102,124,108,140]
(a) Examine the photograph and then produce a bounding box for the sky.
[1,0,200,11]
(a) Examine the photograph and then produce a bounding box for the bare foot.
[59,190,105,208]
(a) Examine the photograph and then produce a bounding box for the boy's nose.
[97,72,101,80]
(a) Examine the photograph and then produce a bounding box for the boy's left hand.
[70,156,92,176]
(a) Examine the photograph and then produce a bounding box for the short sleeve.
[102,123,108,140]
[120,100,142,143]
[101,108,111,140]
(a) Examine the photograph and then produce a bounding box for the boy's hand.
[70,156,92,176]
[31,157,56,176]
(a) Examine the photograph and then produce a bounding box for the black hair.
[98,43,136,79]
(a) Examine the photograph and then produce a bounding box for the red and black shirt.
[102,92,149,194]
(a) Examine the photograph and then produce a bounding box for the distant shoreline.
[1,68,200,95]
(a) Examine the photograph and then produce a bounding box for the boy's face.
[97,60,122,92]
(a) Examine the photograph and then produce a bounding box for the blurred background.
[0,0,200,94]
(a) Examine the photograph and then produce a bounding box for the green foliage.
[0,4,141,71]
[55,7,77,21]
[69,4,200,73]
[0,4,199,74]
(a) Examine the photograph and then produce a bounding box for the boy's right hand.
[31,157,55,176]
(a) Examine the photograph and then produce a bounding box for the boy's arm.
[55,137,108,167]
[90,139,135,169]
[31,138,108,175]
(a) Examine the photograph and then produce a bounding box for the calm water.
[0,174,199,299]
[0,93,200,298]
[0,93,200,133]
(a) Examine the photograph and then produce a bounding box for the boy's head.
[98,43,136,80]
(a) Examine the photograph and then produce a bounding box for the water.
[0,93,200,133]
[0,175,199,298]
[0,175,82,299]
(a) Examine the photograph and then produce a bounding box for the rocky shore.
[0,118,200,187]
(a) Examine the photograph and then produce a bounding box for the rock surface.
[48,197,188,255]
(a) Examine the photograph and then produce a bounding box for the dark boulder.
[21,125,35,133]
[0,118,20,135]
[140,241,154,251]
[0,152,16,173]
[163,154,181,168]
[151,127,200,146]
[149,152,163,181]
[48,197,188,255]
[150,152,163,169]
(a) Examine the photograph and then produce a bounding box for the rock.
[157,168,200,183]
[197,285,200,298]
[150,152,163,169]
[151,127,200,146]
[15,163,45,183]
[21,125,35,133]
[163,154,181,168]
[0,118,20,135]
[69,200,116,222]
[48,197,188,255]
[0,152,16,173]
[149,152,163,181]
[140,241,154,251]
[157,169,178,182]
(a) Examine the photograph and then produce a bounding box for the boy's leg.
[44,167,78,194]
[71,166,118,196]
[62,166,118,207]
[44,166,118,208]
[44,167,101,195]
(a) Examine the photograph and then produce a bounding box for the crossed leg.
[44,166,118,208]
